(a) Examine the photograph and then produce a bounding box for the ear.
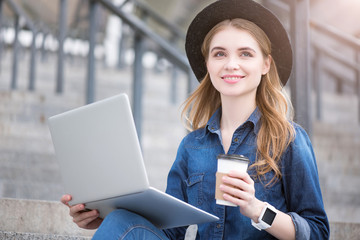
[262,55,271,75]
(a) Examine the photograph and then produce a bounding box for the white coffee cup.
[215,154,250,206]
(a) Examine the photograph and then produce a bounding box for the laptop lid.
[85,187,219,229]
[48,94,149,205]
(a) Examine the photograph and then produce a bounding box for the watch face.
[262,208,276,225]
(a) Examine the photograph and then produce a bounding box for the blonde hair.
[182,19,295,185]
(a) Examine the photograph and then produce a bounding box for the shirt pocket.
[185,173,205,206]
[253,172,283,205]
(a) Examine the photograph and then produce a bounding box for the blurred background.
[0,0,359,238]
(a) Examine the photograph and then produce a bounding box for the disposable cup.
[215,154,250,206]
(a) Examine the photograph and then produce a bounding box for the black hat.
[185,0,293,86]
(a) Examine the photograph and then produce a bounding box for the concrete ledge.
[0,231,90,240]
[0,198,95,238]
[1,198,360,239]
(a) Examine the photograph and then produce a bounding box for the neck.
[220,95,256,132]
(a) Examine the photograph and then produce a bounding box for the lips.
[221,75,244,84]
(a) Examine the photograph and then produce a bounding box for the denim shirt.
[164,108,329,240]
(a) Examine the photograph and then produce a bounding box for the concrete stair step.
[0,231,90,240]
[0,198,94,238]
[313,119,360,173]
[313,120,360,139]
[325,202,360,224]
[312,119,360,223]
[0,150,62,200]
[1,198,359,239]
[312,91,359,125]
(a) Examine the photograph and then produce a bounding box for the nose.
[224,56,240,70]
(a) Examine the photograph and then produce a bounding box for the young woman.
[61,0,329,239]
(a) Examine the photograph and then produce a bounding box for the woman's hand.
[219,171,265,222]
[219,171,296,239]
[61,194,103,230]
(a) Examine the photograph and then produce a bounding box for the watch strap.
[251,218,269,230]
[251,202,277,231]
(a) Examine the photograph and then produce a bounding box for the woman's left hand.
[219,170,265,221]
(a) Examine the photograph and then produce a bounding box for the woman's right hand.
[61,194,103,230]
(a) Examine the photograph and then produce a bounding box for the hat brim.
[185,0,293,86]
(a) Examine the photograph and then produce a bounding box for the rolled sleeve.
[288,212,311,240]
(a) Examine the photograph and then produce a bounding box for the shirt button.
[216,224,221,228]
[234,138,239,142]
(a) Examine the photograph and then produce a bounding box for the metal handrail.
[310,20,360,123]
[120,0,187,106]
[1,0,192,140]
[3,0,38,90]
[310,19,360,50]
[122,0,186,40]
[4,0,36,32]
[312,42,359,72]
[263,0,360,127]
[85,0,192,139]
[97,0,189,72]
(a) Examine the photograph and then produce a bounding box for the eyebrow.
[210,46,257,53]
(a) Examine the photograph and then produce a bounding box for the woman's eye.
[240,52,252,57]
[214,51,226,57]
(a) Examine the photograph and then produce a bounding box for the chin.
[219,88,257,99]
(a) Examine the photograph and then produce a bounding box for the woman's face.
[206,26,270,99]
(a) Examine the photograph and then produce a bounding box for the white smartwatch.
[251,202,278,231]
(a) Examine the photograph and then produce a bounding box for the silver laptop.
[48,93,218,229]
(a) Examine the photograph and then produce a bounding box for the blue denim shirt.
[164,108,329,239]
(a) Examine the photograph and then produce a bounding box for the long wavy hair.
[182,19,295,185]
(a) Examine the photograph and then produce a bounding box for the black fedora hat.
[185,0,293,86]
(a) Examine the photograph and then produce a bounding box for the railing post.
[28,29,37,91]
[86,0,99,104]
[41,32,48,62]
[132,32,145,140]
[187,70,197,95]
[132,8,149,141]
[117,25,127,70]
[170,66,179,104]
[0,0,3,73]
[313,47,323,121]
[11,15,20,90]
[56,0,67,93]
[289,0,312,136]
[170,36,179,104]
[357,51,360,124]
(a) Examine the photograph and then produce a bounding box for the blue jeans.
[92,209,169,240]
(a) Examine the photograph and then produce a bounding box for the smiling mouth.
[222,75,244,83]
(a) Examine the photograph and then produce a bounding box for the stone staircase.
[0,49,190,238]
[1,47,360,239]
[312,94,360,223]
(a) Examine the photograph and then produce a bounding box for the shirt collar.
[205,107,261,136]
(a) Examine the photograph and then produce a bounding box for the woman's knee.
[104,209,139,226]
[93,209,141,239]
[93,209,168,240]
